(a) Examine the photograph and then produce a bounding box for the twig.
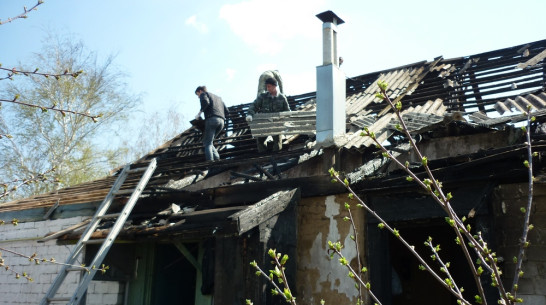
[329,172,471,305]
[1,95,101,122]
[250,249,297,305]
[0,168,56,199]
[0,66,82,81]
[511,108,536,301]
[0,0,44,25]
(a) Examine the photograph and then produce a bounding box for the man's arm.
[200,93,211,112]
[248,96,263,116]
[281,95,290,111]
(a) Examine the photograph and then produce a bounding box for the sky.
[1,0,545,132]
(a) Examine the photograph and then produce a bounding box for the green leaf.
[280,254,289,265]
[377,81,388,91]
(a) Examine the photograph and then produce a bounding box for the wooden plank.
[229,188,300,235]
[37,219,91,243]
[517,49,546,69]
[43,200,59,219]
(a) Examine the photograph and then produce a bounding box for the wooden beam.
[43,200,60,219]
[173,239,201,271]
[230,171,262,182]
[37,219,91,243]
[254,164,276,180]
[517,49,546,69]
[229,188,300,235]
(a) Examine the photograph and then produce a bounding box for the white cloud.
[185,15,209,34]
[282,70,316,95]
[255,63,277,73]
[226,68,237,81]
[219,0,325,55]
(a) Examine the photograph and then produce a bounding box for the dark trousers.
[203,116,224,160]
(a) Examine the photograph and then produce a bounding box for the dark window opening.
[151,243,198,305]
[390,222,478,305]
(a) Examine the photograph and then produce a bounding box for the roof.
[2,38,546,240]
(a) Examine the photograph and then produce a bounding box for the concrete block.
[518,294,546,305]
[30,281,43,293]
[93,281,109,294]
[107,281,123,294]
[86,292,103,305]
[517,278,536,294]
[533,278,546,295]
[527,246,546,262]
[103,293,122,305]
[523,261,541,277]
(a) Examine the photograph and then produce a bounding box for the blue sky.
[1,0,545,129]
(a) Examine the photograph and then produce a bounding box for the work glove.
[246,115,253,122]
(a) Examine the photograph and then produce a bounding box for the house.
[1,11,545,305]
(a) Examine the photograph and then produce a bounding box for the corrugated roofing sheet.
[346,65,429,117]
[494,92,546,115]
[3,39,545,209]
[343,98,447,150]
[248,111,316,137]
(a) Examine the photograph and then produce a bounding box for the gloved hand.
[246,115,253,122]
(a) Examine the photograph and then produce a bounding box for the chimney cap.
[316,10,345,25]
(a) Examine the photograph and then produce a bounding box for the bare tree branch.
[0,0,44,25]
[0,66,82,81]
[1,94,101,122]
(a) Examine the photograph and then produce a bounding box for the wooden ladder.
[40,158,157,305]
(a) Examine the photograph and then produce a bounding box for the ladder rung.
[115,189,135,195]
[65,267,83,272]
[127,167,147,173]
[48,297,71,302]
[97,213,121,220]
[83,239,107,245]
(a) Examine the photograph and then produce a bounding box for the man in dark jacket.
[246,78,290,152]
[195,86,229,161]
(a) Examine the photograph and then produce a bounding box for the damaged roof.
[2,38,546,240]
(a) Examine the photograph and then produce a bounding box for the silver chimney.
[315,11,346,147]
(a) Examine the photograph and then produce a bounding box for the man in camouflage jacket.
[246,77,290,152]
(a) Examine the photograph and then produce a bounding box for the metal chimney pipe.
[315,11,346,147]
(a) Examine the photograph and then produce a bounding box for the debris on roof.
[2,38,545,241]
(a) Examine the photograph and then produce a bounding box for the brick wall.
[492,183,546,305]
[0,216,124,305]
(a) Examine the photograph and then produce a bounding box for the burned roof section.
[1,39,545,235]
